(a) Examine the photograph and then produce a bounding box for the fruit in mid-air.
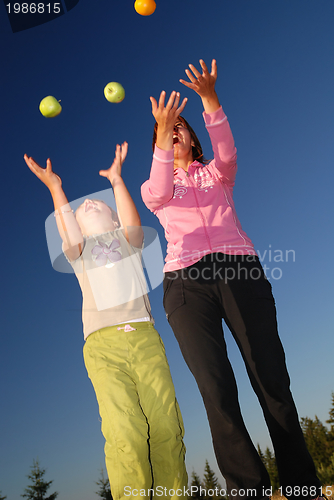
[104,82,125,103]
[134,0,156,16]
[39,96,62,117]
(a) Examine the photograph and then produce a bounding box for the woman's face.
[75,199,116,235]
[173,120,193,159]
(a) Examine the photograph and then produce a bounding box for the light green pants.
[83,322,188,500]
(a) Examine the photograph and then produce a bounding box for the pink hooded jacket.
[141,106,256,273]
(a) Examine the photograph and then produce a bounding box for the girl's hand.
[180,59,217,98]
[24,154,62,192]
[99,141,128,185]
[150,90,188,132]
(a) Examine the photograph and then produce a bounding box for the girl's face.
[75,199,117,236]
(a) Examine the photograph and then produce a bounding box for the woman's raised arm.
[180,58,220,114]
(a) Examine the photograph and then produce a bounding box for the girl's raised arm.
[99,142,143,248]
[24,154,83,260]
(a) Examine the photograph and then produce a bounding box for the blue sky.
[1,1,334,499]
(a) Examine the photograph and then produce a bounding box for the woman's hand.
[150,91,188,132]
[180,59,217,97]
[150,91,187,150]
[180,59,220,113]
[99,141,128,185]
[24,154,62,193]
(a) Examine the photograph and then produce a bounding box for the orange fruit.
[134,0,156,16]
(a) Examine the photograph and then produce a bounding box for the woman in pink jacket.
[141,59,321,500]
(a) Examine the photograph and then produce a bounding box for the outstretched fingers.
[99,141,128,180]
[199,58,210,75]
[176,97,188,115]
[24,155,53,173]
[99,169,108,178]
[150,90,187,127]
[180,58,217,97]
[150,95,158,115]
[113,142,128,165]
[188,63,202,80]
[46,158,53,173]
[24,154,62,189]
[158,90,168,110]
[24,154,34,169]
[180,59,206,89]
[24,154,42,175]
[120,141,128,164]
[167,91,180,111]
[208,58,217,78]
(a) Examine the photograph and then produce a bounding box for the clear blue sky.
[1,1,334,499]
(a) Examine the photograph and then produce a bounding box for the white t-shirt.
[65,229,153,340]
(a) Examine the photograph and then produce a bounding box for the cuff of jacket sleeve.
[153,144,174,163]
[203,106,227,127]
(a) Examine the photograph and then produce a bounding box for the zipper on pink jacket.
[187,170,212,254]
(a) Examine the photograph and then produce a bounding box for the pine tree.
[326,392,334,432]
[202,460,222,500]
[300,393,334,483]
[256,392,334,489]
[316,453,334,486]
[96,468,113,500]
[0,492,7,500]
[264,447,279,491]
[190,470,204,499]
[257,444,265,463]
[301,416,333,470]
[21,459,58,500]
[257,444,279,492]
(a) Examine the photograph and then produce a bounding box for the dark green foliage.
[190,470,204,500]
[300,393,334,485]
[0,492,7,500]
[203,459,223,499]
[257,444,265,463]
[300,415,334,470]
[191,460,227,500]
[257,444,279,491]
[263,447,280,491]
[326,392,334,430]
[190,461,227,500]
[96,469,113,500]
[317,454,334,486]
[258,392,334,490]
[21,459,58,500]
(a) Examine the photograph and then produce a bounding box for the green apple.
[39,96,62,118]
[104,82,125,103]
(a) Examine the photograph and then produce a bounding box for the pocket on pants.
[163,274,185,320]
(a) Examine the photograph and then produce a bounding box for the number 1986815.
[6,3,61,14]
[278,486,333,497]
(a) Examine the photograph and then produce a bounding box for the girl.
[141,60,321,500]
[24,143,188,500]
